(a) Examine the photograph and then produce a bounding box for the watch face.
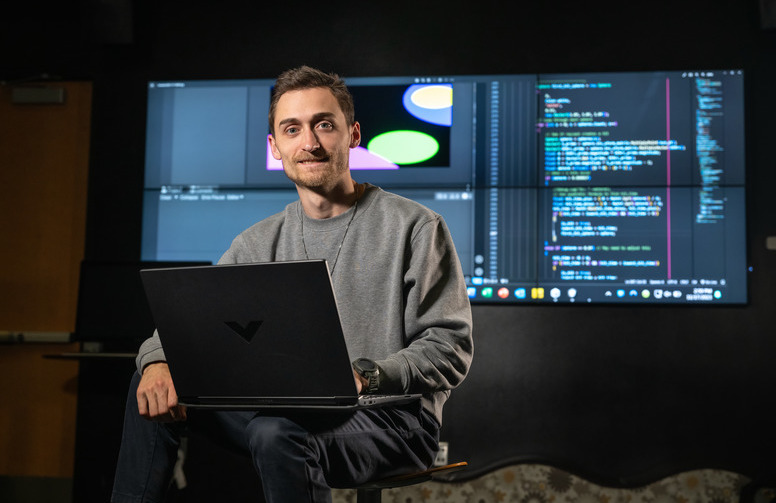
[356,358,377,372]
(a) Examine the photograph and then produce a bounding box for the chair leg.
[356,488,382,503]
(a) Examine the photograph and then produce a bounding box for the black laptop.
[139,259,420,410]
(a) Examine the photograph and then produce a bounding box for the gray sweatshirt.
[136,184,474,425]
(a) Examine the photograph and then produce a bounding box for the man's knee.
[246,415,311,457]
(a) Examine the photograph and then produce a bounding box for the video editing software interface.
[141,70,747,304]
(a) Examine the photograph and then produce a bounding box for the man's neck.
[297,179,362,219]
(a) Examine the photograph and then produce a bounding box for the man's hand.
[353,368,368,394]
[137,362,187,422]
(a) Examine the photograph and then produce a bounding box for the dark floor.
[0,476,72,503]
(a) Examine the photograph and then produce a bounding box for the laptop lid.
[73,260,209,346]
[139,260,419,409]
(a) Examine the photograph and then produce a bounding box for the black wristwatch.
[352,358,380,394]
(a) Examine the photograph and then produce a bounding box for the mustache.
[294,154,329,162]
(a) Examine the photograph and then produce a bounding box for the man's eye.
[285,127,299,134]
[317,122,333,130]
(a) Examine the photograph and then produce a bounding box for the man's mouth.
[297,157,329,165]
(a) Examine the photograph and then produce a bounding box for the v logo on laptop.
[224,320,263,343]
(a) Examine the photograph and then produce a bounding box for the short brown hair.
[268,65,355,135]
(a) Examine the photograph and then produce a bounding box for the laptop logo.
[224,320,263,343]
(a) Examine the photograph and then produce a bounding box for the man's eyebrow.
[277,112,338,127]
[311,112,338,122]
[277,117,297,127]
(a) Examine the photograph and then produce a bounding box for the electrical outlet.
[434,441,449,466]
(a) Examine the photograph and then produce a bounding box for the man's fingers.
[137,384,170,419]
[153,388,168,417]
[136,382,187,422]
[137,390,149,416]
[167,386,179,410]
[136,363,182,421]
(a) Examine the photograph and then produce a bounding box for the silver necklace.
[299,198,358,275]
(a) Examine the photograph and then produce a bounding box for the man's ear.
[350,121,361,149]
[268,134,282,160]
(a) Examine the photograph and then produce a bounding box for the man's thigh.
[186,408,255,455]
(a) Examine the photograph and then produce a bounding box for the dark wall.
[4,0,775,488]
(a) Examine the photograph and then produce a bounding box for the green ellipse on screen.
[367,130,439,165]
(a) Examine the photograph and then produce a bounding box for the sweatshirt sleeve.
[135,329,166,373]
[376,215,474,394]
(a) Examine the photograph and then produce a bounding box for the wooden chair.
[354,461,468,503]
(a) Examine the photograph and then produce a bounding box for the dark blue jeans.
[111,372,439,503]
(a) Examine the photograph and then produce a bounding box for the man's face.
[269,87,360,190]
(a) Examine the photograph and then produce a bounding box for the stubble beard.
[284,152,350,191]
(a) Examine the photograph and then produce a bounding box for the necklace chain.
[299,198,358,275]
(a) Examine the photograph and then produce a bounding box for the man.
[112,65,473,503]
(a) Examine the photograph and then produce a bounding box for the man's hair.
[268,65,355,135]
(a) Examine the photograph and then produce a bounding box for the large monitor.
[140,69,747,304]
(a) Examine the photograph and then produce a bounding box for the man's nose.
[301,129,320,152]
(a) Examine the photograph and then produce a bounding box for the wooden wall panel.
[0,344,79,477]
[0,81,91,331]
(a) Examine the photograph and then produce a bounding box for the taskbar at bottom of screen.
[466,282,740,304]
